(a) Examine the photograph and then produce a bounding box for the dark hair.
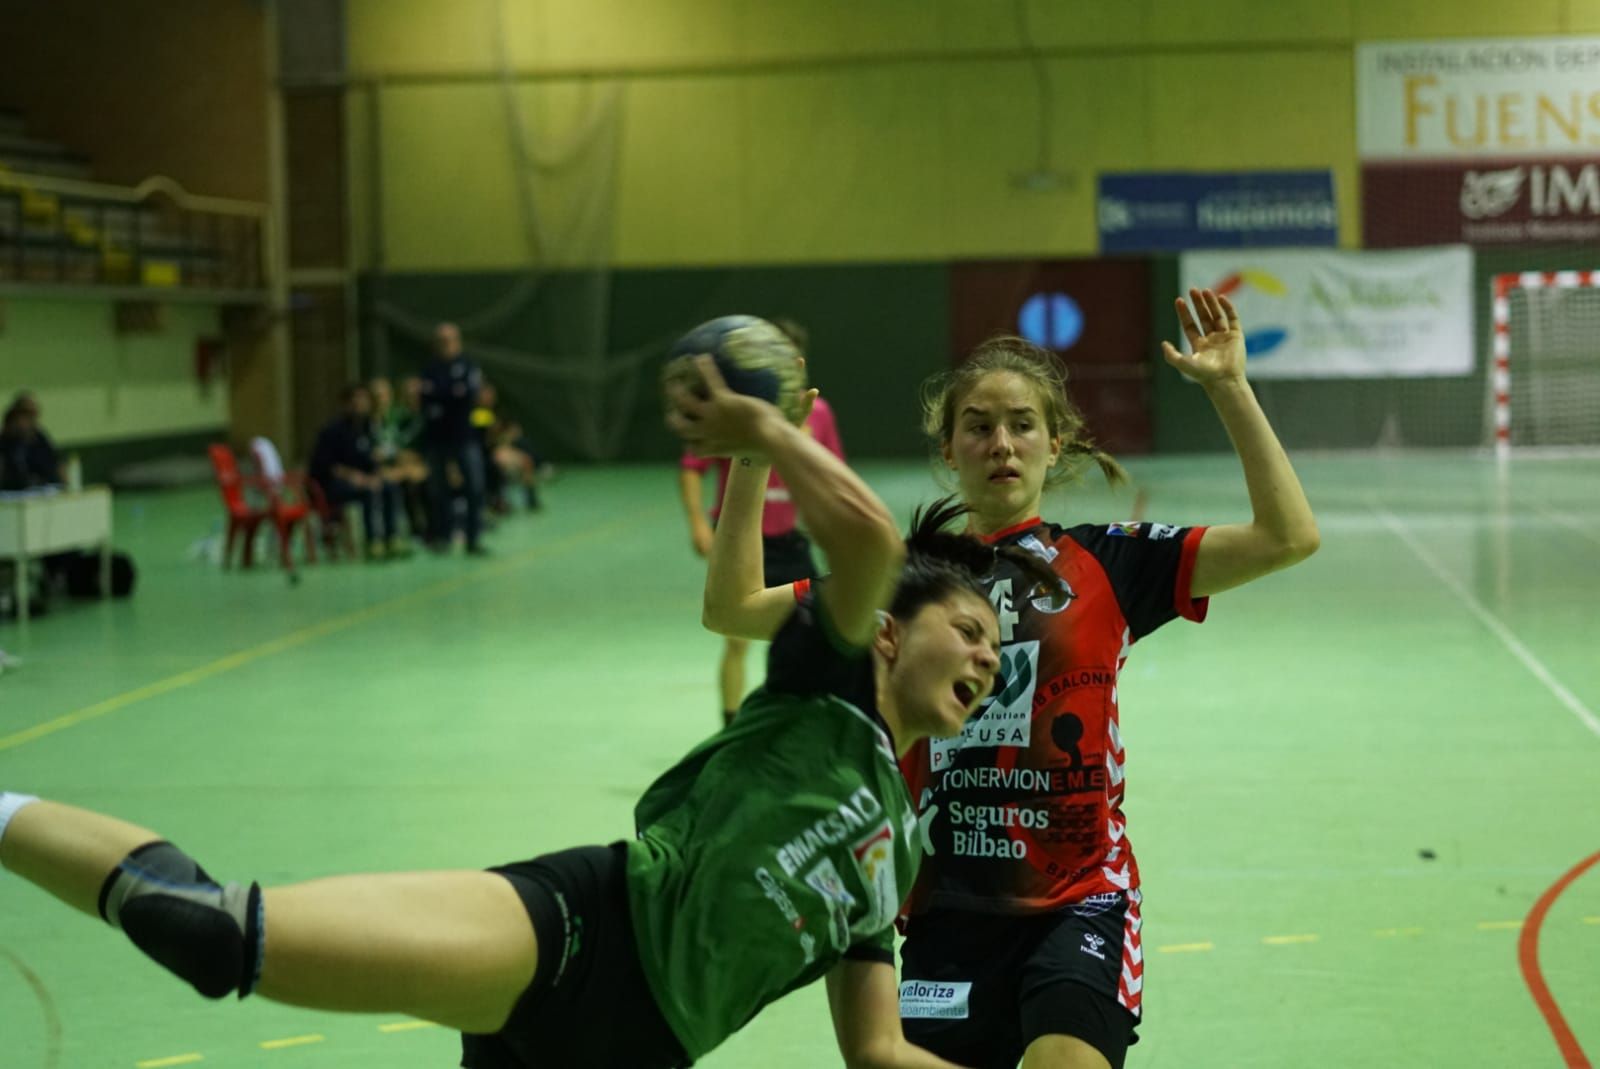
[339,382,370,406]
[771,317,809,355]
[920,336,1126,489]
[889,495,1064,621]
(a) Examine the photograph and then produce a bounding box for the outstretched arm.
[702,456,796,638]
[677,467,715,557]
[826,959,972,1069]
[1162,289,1320,599]
[668,358,901,647]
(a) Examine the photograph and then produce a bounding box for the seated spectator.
[473,382,542,513]
[9,391,60,485]
[0,402,57,491]
[0,395,60,489]
[371,376,431,539]
[308,384,408,561]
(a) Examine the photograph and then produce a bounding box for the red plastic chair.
[305,476,357,560]
[247,437,317,569]
[207,444,269,568]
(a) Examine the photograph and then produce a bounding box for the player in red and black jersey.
[704,290,1318,1069]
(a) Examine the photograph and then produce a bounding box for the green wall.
[366,263,949,461]
[0,297,229,447]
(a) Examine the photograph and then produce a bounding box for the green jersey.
[626,591,921,1061]
[373,407,422,460]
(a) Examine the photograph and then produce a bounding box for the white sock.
[0,793,41,867]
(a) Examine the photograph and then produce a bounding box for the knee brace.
[98,841,263,1000]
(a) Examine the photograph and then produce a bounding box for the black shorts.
[899,897,1142,1069]
[762,530,817,587]
[460,843,689,1069]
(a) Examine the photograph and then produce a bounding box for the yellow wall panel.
[1144,0,1352,46]
[538,0,745,70]
[616,78,747,265]
[1567,0,1600,32]
[348,0,499,76]
[1355,0,1567,39]
[736,66,950,261]
[378,85,524,270]
[351,0,1597,267]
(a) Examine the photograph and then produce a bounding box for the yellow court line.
[135,1056,203,1069]
[1584,916,1600,925]
[1477,920,1522,931]
[1262,934,1319,945]
[0,514,648,755]
[378,1020,439,1033]
[1374,927,1425,937]
[259,1035,325,1051]
[1157,941,1214,953]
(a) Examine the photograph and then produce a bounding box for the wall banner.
[1097,171,1337,252]
[1177,247,1474,378]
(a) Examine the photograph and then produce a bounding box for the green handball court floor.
[1,453,1597,1068]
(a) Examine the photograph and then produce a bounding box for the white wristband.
[0,792,41,864]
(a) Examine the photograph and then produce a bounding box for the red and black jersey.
[900,517,1209,916]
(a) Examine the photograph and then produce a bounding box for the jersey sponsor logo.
[947,801,1050,831]
[1148,522,1182,540]
[899,980,973,1020]
[1107,521,1141,537]
[951,827,1029,858]
[1008,539,1077,614]
[947,802,1044,860]
[848,822,898,934]
[1032,669,1114,710]
[915,798,941,854]
[935,764,1107,799]
[1029,580,1075,615]
[1016,532,1059,564]
[990,578,1021,642]
[549,890,583,986]
[803,857,855,950]
[929,641,1039,772]
[1081,932,1108,960]
[1070,891,1125,918]
[754,866,817,964]
[775,786,884,877]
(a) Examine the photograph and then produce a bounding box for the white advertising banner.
[1177,247,1474,378]
[1358,37,1600,160]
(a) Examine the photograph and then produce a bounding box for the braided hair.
[890,495,1066,622]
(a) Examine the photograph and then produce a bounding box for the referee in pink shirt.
[676,321,845,725]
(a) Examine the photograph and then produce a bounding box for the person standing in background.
[676,319,845,726]
[418,323,488,556]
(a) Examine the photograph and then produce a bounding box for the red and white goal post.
[1490,271,1600,459]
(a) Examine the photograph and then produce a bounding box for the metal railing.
[0,169,268,295]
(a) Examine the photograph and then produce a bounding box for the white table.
[0,486,113,634]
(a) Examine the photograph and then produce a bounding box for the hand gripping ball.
[661,315,809,425]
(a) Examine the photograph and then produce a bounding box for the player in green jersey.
[0,358,1057,1068]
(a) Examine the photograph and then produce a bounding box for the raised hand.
[664,355,780,458]
[1162,288,1247,387]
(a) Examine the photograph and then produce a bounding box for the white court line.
[1527,499,1600,550]
[1372,504,1600,740]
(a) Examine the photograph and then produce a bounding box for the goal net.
[1491,271,1600,456]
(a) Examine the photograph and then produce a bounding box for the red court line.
[1519,851,1600,1069]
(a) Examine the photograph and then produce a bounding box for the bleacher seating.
[0,105,257,290]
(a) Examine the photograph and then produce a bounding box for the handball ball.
[662,315,809,424]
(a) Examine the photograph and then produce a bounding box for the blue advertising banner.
[1097,171,1338,252]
